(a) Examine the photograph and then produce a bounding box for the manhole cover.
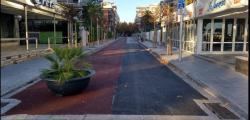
[204,103,239,119]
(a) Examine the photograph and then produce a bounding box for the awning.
[1,0,68,20]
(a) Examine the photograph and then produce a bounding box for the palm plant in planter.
[42,47,95,96]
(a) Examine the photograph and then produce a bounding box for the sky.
[115,0,160,23]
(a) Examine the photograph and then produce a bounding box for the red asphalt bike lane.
[6,38,126,115]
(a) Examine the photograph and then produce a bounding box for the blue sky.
[115,0,160,23]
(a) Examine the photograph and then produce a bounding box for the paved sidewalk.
[1,39,116,97]
[139,40,248,118]
[1,114,218,120]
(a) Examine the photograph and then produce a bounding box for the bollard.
[48,38,51,49]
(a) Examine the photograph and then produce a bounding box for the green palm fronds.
[42,47,90,85]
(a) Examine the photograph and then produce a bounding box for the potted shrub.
[41,47,95,96]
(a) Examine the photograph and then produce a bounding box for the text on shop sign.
[208,0,226,12]
[32,0,56,8]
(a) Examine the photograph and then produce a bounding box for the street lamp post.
[160,1,163,46]
[24,5,29,51]
[73,16,78,48]
[53,14,56,46]
[97,17,100,46]
[178,9,183,62]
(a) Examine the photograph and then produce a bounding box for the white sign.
[32,0,57,8]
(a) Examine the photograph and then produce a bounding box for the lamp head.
[15,15,22,21]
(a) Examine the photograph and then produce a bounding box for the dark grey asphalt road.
[112,37,207,115]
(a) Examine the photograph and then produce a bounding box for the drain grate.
[204,103,239,119]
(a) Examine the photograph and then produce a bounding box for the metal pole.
[24,5,29,51]
[179,8,183,62]
[74,22,77,47]
[67,21,70,47]
[35,38,38,49]
[97,17,99,46]
[160,2,163,45]
[53,14,56,47]
[48,38,51,49]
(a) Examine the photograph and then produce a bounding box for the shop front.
[171,0,248,54]
[196,0,248,54]
[1,0,69,48]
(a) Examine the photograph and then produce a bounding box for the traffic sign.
[177,0,185,9]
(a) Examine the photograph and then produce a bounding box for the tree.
[116,22,139,36]
[162,4,175,55]
[82,0,103,44]
[150,6,161,47]
[140,10,154,32]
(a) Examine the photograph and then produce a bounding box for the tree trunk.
[166,21,173,55]
[90,18,93,47]
[153,21,157,48]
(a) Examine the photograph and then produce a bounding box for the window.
[202,19,211,51]
[203,19,211,42]
[213,19,222,51]
[235,19,245,51]
[224,19,234,51]
[236,19,245,42]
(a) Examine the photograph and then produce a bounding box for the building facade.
[1,0,69,46]
[170,0,248,54]
[102,1,119,33]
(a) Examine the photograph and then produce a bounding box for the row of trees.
[116,22,139,36]
[61,0,112,46]
[82,0,104,43]
[139,3,175,47]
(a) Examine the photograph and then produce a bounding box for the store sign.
[32,0,56,8]
[195,0,247,17]
[208,0,226,12]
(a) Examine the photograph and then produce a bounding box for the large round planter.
[43,69,95,96]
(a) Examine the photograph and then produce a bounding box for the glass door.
[224,19,234,51]
[235,19,245,51]
[213,19,223,51]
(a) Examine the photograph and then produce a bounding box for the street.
[112,37,207,115]
[6,37,208,116]
[1,0,248,119]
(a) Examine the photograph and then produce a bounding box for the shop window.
[213,19,222,42]
[184,22,188,41]
[202,43,210,51]
[202,19,211,42]
[224,43,232,51]
[224,19,234,42]
[202,19,211,51]
[235,19,245,42]
[235,43,244,51]
[223,19,234,51]
[1,13,14,38]
[246,43,248,51]
[212,19,222,51]
[213,43,221,51]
